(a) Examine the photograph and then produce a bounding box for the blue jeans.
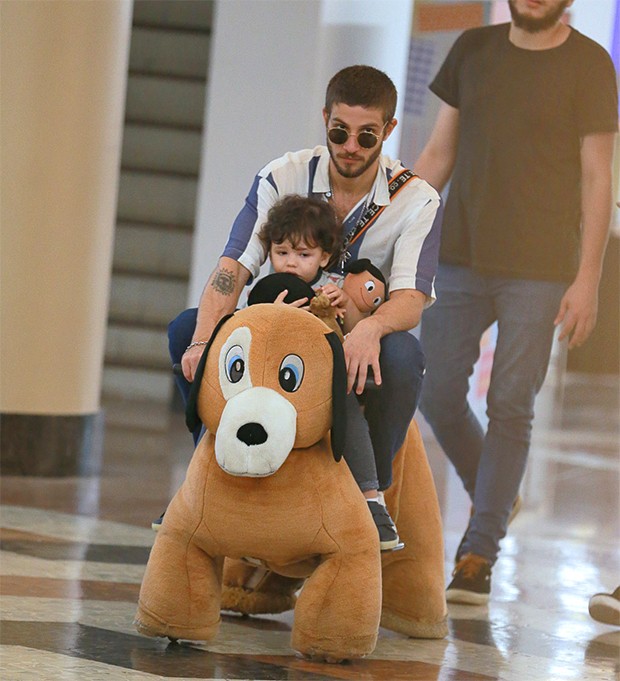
[168,308,425,490]
[419,265,566,565]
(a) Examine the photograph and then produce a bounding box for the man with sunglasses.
[169,64,442,498]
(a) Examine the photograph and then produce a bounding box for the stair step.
[104,0,212,405]
[102,396,176,431]
[132,0,213,33]
[130,26,210,80]
[114,221,193,278]
[105,323,170,371]
[122,123,202,175]
[102,364,173,403]
[108,272,188,327]
[125,73,206,128]
[116,170,198,227]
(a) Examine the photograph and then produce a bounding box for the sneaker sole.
[380,540,405,552]
[151,522,162,532]
[446,587,490,605]
[589,597,620,626]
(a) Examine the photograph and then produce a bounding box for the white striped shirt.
[222,146,442,302]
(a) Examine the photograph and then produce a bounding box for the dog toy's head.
[186,304,347,477]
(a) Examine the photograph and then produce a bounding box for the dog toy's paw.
[221,585,297,615]
[295,650,347,665]
[134,607,219,643]
[134,617,166,639]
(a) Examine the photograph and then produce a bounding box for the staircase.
[104,0,213,404]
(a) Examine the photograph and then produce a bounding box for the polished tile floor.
[1,372,618,680]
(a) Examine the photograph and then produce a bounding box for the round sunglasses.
[327,123,387,149]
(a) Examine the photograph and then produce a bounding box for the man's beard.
[508,0,569,33]
[326,138,382,179]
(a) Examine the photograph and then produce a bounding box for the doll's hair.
[259,195,343,267]
[344,258,387,288]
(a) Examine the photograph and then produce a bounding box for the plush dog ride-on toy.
[135,304,383,661]
[219,275,449,640]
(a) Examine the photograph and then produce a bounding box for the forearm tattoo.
[211,267,236,296]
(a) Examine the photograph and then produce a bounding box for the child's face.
[269,239,331,283]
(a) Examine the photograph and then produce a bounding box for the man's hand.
[343,316,382,395]
[554,277,599,349]
[181,344,205,382]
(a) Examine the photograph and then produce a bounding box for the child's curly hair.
[259,195,343,268]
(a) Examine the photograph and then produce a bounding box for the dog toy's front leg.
[135,531,222,642]
[291,548,381,662]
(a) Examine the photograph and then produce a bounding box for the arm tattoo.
[211,267,236,296]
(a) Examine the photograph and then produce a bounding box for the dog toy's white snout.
[215,387,297,476]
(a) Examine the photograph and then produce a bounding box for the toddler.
[255,194,401,551]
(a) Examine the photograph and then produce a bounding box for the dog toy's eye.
[225,345,245,383]
[373,296,382,307]
[364,280,376,293]
[278,354,304,392]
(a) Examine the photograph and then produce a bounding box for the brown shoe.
[446,553,491,605]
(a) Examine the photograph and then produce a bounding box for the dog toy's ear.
[247,272,316,305]
[185,313,235,434]
[325,331,347,462]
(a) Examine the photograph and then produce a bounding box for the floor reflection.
[0,372,618,680]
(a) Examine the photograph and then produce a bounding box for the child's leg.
[343,393,379,493]
[343,393,403,552]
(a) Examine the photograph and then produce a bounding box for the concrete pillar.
[188,0,414,305]
[0,0,132,475]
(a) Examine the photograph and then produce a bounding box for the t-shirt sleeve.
[221,169,279,280]
[428,30,470,108]
[389,186,442,304]
[576,41,618,136]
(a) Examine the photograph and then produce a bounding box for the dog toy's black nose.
[236,423,268,446]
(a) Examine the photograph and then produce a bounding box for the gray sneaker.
[367,500,404,552]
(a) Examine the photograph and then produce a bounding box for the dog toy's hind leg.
[381,421,449,639]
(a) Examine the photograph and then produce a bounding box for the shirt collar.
[313,146,391,206]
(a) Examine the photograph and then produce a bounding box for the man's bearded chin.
[326,139,382,179]
[508,0,569,33]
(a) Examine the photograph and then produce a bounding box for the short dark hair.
[325,65,397,123]
[259,195,342,265]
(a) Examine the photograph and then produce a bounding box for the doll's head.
[343,258,387,314]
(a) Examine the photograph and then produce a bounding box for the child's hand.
[318,283,348,308]
[317,284,348,320]
[274,289,309,308]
